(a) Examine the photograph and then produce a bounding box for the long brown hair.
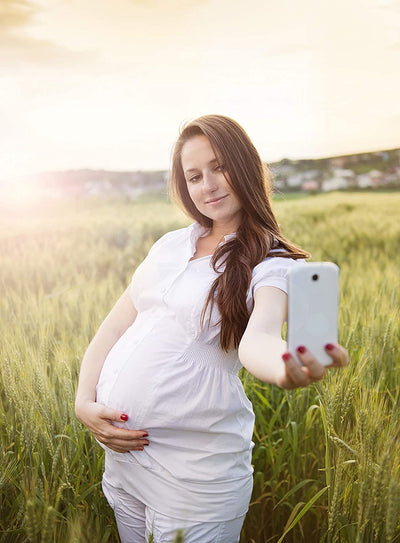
[169,114,310,351]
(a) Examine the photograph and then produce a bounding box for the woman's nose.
[202,172,218,192]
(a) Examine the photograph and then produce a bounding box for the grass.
[0,191,399,542]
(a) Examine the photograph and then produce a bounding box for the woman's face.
[180,135,243,232]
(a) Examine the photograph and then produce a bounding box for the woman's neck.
[209,220,240,241]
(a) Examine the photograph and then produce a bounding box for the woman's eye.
[188,175,200,183]
[215,164,225,171]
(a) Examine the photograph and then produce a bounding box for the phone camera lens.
[312,274,319,281]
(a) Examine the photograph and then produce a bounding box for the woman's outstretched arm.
[75,286,149,453]
[238,286,349,388]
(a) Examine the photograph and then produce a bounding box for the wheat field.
[1,191,399,542]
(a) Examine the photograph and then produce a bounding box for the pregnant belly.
[97,337,251,440]
[96,328,190,429]
[96,335,255,481]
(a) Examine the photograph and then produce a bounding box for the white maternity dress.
[96,222,300,523]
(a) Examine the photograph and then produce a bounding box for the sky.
[0,0,399,180]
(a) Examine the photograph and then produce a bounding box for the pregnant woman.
[75,114,349,543]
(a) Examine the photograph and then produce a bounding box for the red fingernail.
[325,343,335,351]
[282,352,291,361]
[120,413,129,421]
[142,432,149,437]
[297,346,306,354]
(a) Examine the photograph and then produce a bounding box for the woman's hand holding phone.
[277,262,349,389]
[277,342,349,389]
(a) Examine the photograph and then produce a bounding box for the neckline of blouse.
[190,222,237,244]
[188,223,237,263]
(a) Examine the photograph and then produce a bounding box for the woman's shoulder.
[252,254,307,275]
[249,255,307,296]
[149,224,193,250]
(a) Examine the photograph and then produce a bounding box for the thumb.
[100,406,129,423]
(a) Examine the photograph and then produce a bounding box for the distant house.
[356,170,390,188]
[286,173,304,188]
[272,178,286,190]
[385,168,400,184]
[322,178,348,191]
[286,169,319,188]
[369,169,385,187]
[302,180,319,192]
[271,163,297,189]
[357,174,373,188]
[376,151,389,161]
[330,157,347,168]
[322,169,355,192]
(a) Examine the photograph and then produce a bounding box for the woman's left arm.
[238,286,349,389]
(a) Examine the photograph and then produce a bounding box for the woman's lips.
[205,195,228,205]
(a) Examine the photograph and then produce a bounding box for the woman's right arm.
[75,286,149,453]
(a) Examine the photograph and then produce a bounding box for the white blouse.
[96,222,301,519]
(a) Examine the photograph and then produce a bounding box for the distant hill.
[25,169,168,199]
[1,146,399,201]
[270,146,400,192]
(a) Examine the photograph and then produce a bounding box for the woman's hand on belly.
[75,401,149,453]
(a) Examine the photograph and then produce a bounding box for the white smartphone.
[287,262,339,366]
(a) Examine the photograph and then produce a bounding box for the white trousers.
[102,476,246,543]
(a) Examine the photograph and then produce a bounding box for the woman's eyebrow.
[185,158,219,174]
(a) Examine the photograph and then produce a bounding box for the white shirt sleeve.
[250,256,306,296]
[128,231,173,306]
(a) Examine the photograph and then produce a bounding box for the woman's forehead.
[181,135,223,168]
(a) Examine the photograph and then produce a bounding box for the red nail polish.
[282,352,291,362]
[325,343,335,351]
[297,346,306,354]
[120,413,129,421]
[142,432,149,437]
